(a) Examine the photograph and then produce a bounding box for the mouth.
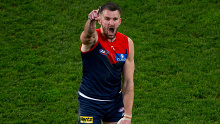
[108,27,115,36]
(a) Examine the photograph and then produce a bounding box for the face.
[99,9,121,40]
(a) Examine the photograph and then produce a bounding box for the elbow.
[123,80,134,90]
[80,31,91,43]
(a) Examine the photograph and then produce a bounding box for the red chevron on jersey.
[96,28,129,64]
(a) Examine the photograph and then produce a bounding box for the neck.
[108,38,116,42]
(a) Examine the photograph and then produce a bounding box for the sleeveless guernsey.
[79,28,129,100]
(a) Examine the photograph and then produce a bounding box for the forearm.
[80,8,100,44]
[123,81,134,116]
[84,19,96,37]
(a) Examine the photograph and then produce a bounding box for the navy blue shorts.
[78,93,124,124]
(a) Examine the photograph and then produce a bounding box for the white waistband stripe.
[78,91,111,102]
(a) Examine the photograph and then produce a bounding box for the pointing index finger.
[98,6,101,15]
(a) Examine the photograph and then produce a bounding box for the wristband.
[117,115,132,124]
[124,114,132,119]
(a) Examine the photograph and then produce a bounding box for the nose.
[109,19,114,25]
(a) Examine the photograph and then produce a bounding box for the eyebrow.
[104,16,119,20]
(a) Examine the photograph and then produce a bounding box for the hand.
[88,7,101,21]
[117,118,131,124]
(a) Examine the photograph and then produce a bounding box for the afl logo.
[99,49,110,55]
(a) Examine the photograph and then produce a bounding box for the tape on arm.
[117,114,132,124]
[124,114,132,119]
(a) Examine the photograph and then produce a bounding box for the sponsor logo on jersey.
[99,49,110,55]
[80,116,93,123]
[116,53,127,61]
[118,107,125,112]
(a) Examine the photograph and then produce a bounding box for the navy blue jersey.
[79,28,129,100]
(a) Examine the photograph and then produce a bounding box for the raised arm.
[80,7,100,52]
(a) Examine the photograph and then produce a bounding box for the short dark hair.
[100,2,121,15]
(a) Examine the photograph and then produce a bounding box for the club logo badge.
[99,49,110,55]
[118,107,125,112]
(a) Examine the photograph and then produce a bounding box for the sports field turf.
[0,0,219,123]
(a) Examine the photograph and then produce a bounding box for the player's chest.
[99,41,127,64]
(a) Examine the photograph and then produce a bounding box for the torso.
[79,28,129,100]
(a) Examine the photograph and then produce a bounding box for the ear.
[119,18,122,25]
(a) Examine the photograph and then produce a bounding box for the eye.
[113,18,118,21]
[105,17,110,21]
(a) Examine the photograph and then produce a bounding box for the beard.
[102,26,118,40]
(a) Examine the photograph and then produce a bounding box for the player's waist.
[78,91,111,101]
[78,90,122,102]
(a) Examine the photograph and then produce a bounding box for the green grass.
[1,0,219,123]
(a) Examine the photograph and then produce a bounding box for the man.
[79,2,134,124]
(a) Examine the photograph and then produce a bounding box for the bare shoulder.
[127,37,134,60]
[127,37,134,47]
